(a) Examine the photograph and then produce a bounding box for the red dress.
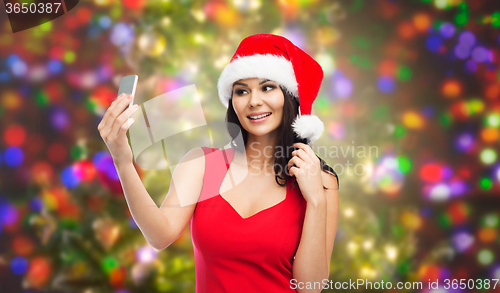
[190,146,307,292]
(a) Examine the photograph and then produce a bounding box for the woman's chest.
[219,176,288,219]
[190,182,307,263]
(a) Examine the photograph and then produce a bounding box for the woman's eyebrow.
[233,79,271,87]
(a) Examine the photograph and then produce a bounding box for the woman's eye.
[263,85,275,91]
[235,89,247,96]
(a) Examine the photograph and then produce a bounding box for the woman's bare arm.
[116,147,205,250]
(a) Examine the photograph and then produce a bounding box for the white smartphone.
[117,75,138,108]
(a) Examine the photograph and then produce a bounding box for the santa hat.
[217,33,324,143]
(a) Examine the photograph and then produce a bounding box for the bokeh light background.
[1,0,500,292]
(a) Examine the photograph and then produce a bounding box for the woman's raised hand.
[98,93,140,168]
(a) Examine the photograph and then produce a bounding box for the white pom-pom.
[291,115,324,143]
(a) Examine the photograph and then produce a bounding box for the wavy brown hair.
[225,85,339,191]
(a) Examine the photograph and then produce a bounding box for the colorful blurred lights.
[449,180,467,196]
[373,155,405,195]
[47,60,63,74]
[429,183,450,201]
[0,202,18,225]
[439,22,455,38]
[483,214,500,227]
[4,124,26,146]
[480,177,492,189]
[426,35,443,52]
[478,249,494,265]
[377,76,396,93]
[11,60,28,77]
[480,148,497,165]
[397,157,412,174]
[110,23,134,47]
[454,44,471,59]
[50,108,70,130]
[453,231,474,252]
[334,77,353,98]
[137,245,158,263]
[363,240,373,250]
[4,147,24,167]
[434,0,449,10]
[61,165,81,188]
[344,208,354,218]
[471,46,490,63]
[386,245,397,261]
[99,16,112,28]
[328,121,345,140]
[459,31,476,47]
[10,256,29,275]
[382,157,398,169]
[420,163,443,182]
[465,59,477,73]
[486,113,500,127]
[442,79,461,98]
[402,111,424,129]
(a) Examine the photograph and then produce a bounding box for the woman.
[98,34,339,292]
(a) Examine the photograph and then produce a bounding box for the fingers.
[109,104,140,138]
[117,117,135,138]
[98,93,133,133]
[293,142,315,157]
[292,143,319,163]
[291,148,309,161]
[287,155,304,170]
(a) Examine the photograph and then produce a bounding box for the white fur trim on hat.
[217,54,298,108]
[292,114,324,143]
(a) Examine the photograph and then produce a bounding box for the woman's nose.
[248,90,264,107]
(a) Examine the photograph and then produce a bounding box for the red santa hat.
[217,33,325,143]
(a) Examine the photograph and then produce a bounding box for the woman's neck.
[243,134,277,176]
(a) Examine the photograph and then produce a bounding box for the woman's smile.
[247,111,272,123]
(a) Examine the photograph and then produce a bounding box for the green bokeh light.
[481,214,500,228]
[439,112,453,128]
[479,149,497,165]
[70,144,88,160]
[397,157,412,174]
[101,257,119,274]
[492,12,500,28]
[397,66,412,81]
[477,249,494,265]
[64,51,76,63]
[485,113,500,127]
[479,177,492,190]
[394,125,406,138]
[455,11,468,26]
[438,213,452,228]
[35,90,49,107]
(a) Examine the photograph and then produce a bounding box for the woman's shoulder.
[321,169,339,190]
[175,147,206,173]
[183,147,206,160]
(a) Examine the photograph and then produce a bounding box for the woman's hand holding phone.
[98,93,139,169]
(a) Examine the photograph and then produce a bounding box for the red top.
[190,147,307,292]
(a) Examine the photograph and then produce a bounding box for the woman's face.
[232,77,284,140]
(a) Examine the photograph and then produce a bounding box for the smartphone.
[117,75,138,108]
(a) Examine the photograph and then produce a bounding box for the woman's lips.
[248,113,271,123]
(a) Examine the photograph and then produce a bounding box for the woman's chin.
[244,127,280,138]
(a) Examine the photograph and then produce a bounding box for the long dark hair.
[225,85,339,191]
